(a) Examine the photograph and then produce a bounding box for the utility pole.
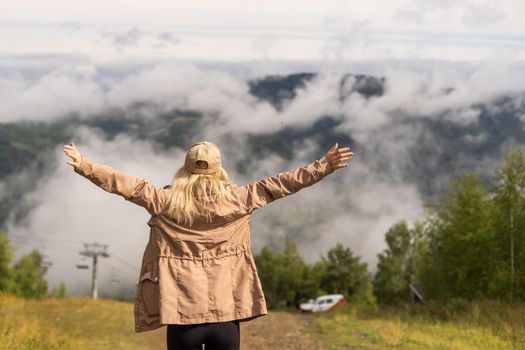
[79,243,109,300]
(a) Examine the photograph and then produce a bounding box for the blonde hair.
[168,164,234,226]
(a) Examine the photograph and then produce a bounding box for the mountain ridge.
[1,72,524,229]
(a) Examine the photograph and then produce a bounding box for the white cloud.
[7,127,185,295]
[0,66,106,121]
[1,0,523,62]
[338,62,525,135]
[2,41,525,296]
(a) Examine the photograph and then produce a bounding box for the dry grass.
[2,292,525,350]
[311,301,525,350]
[0,292,320,350]
[0,292,164,350]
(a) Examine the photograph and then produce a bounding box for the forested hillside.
[1,73,524,231]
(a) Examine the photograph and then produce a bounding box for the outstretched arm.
[238,143,353,214]
[63,143,169,216]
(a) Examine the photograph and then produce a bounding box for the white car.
[299,294,345,313]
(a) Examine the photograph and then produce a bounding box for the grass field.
[0,292,165,350]
[2,292,525,349]
[312,301,525,350]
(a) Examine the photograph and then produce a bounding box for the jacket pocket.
[139,270,160,316]
[176,259,209,317]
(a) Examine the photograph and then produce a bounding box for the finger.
[335,155,353,162]
[328,143,338,152]
[334,163,349,169]
[65,144,77,151]
[65,152,77,160]
[328,145,350,157]
[328,149,344,157]
[334,151,353,158]
[337,154,353,160]
[329,152,351,161]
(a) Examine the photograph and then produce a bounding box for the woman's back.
[63,140,353,337]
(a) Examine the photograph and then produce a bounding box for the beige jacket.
[73,154,334,332]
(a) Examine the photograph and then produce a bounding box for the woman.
[63,140,353,350]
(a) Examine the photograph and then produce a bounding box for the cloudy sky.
[2,0,524,68]
[2,1,525,297]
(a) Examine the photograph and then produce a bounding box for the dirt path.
[240,311,323,350]
[144,311,323,349]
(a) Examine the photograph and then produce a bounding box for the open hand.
[322,143,353,171]
[63,143,82,169]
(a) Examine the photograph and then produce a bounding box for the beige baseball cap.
[184,141,222,174]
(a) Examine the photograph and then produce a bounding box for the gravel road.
[239,311,323,350]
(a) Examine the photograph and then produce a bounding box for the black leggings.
[166,320,240,350]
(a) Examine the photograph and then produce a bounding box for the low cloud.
[7,127,186,296]
[3,60,525,295]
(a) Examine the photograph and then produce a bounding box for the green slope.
[0,292,165,350]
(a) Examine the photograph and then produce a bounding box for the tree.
[300,260,326,302]
[404,221,426,294]
[374,221,426,304]
[320,243,373,304]
[48,281,68,298]
[254,246,279,308]
[10,249,48,299]
[255,240,324,309]
[420,173,494,300]
[0,231,14,292]
[374,221,410,304]
[277,240,311,307]
[491,144,525,300]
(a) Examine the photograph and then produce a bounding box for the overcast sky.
[2,0,524,68]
